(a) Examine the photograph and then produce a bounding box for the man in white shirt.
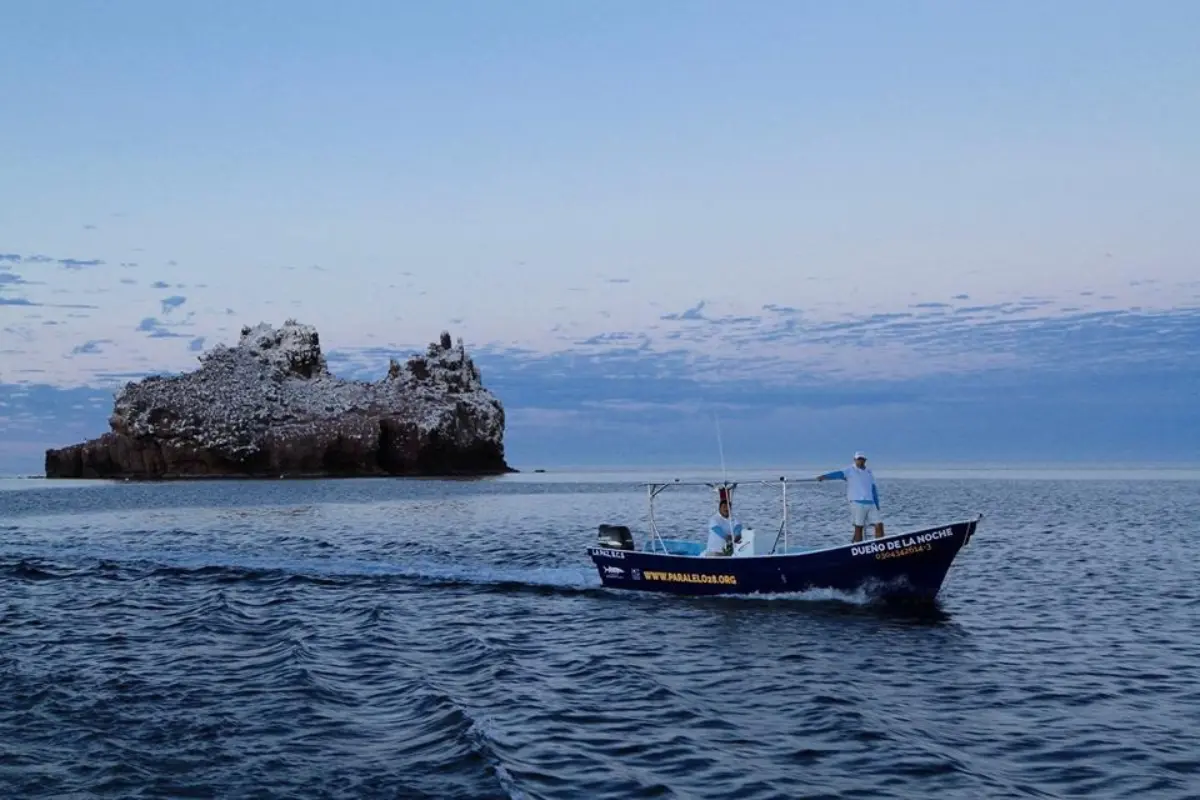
[817,451,884,543]
[704,494,744,556]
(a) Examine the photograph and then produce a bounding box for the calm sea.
[2,468,1197,799]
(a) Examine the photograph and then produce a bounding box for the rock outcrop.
[44,320,514,479]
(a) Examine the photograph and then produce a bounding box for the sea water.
[1,470,1197,798]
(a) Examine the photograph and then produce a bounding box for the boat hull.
[587,516,980,604]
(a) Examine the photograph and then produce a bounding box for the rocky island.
[44,320,514,479]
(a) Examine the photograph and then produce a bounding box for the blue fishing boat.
[587,478,982,604]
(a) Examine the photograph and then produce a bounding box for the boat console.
[729,527,768,556]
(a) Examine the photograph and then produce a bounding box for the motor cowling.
[597,524,635,551]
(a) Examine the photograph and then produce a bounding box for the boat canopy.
[638,476,814,555]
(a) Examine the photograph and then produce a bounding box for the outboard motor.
[597,524,635,551]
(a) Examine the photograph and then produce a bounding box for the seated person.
[704,496,744,556]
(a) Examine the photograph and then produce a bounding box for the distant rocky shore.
[44,320,515,480]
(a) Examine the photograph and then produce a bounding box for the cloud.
[657,301,761,333]
[2,301,1197,475]
[660,300,708,321]
[70,339,112,355]
[0,243,1197,475]
[136,316,188,338]
[0,383,116,474]
[0,291,98,310]
[761,304,801,315]
[0,252,110,270]
[315,304,1200,402]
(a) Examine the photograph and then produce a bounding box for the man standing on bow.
[817,452,884,543]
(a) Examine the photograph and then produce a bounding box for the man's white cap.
[854,451,867,460]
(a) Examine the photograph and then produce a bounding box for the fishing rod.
[713,410,738,554]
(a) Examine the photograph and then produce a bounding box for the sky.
[2,1,1198,474]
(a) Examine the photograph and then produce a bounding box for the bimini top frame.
[642,476,816,556]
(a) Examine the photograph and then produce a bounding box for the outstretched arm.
[816,469,846,482]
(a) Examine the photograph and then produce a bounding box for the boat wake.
[0,544,604,595]
[2,543,952,620]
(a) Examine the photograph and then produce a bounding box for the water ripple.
[1,475,1197,798]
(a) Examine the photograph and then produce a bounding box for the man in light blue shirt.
[817,451,884,543]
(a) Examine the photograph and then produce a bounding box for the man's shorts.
[851,502,881,527]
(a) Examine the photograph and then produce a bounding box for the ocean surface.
[2,469,1198,799]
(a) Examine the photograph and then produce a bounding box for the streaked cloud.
[70,339,111,355]
[0,252,108,270]
[3,300,1196,474]
[136,316,190,339]
[58,258,104,269]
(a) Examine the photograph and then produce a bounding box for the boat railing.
[642,477,815,555]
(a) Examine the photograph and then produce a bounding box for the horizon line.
[4,460,1200,483]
